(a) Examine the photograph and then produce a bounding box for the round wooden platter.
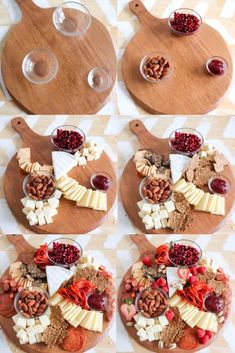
[1,0,116,114]
[120,119,235,234]
[122,0,233,115]
[3,117,117,234]
[118,234,232,353]
[0,235,113,353]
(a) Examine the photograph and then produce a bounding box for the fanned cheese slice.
[46,266,74,297]
[195,192,210,211]
[170,154,191,184]
[52,151,78,180]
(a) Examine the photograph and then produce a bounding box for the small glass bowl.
[47,237,83,268]
[208,175,231,196]
[14,286,49,318]
[204,293,225,314]
[51,124,86,154]
[22,49,58,84]
[169,127,204,157]
[88,67,112,92]
[135,287,169,318]
[90,171,112,192]
[168,240,202,268]
[140,51,173,83]
[23,171,56,201]
[206,56,228,76]
[168,8,202,36]
[53,1,91,37]
[139,176,173,204]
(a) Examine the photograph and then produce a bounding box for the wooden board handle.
[7,235,34,255]
[129,119,160,148]
[129,0,157,25]
[15,0,41,14]
[130,234,155,255]
[11,117,40,145]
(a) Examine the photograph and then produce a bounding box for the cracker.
[214,151,228,173]
[161,307,185,345]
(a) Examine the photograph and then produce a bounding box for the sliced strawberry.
[120,303,137,322]
[177,268,190,280]
[188,275,198,285]
[190,266,198,276]
[156,277,166,287]
[142,256,152,267]
[205,330,213,339]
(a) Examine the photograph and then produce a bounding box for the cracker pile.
[167,192,193,232]
[160,307,185,345]
[42,305,68,347]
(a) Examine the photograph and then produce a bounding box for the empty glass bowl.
[22,49,58,84]
[88,67,112,92]
[53,1,91,37]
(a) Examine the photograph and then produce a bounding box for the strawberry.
[142,256,152,267]
[177,268,190,280]
[197,266,207,275]
[188,275,198,285]
[197,328,206,339]
[120,303,137,322]
[151,280,159,289]
[165,309,175,321]
[156,277,166,287]
[199,334,210,345]
[205,330,213,339]
[162,285,169,293]
[190,267,198,276]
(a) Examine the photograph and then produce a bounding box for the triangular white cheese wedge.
[46,266,74,297]
[170,154,191,184]
[166,267,180,298]
[52,151,78,180]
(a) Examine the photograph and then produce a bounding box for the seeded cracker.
[213,151,228,173]
[42,305,68,347]
[73,267,109,293]
[161,307,185,345]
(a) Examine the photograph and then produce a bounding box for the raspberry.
[188,275,198,285]
[165,309,175,321]
[156,277,166,287]
[199,334,210,345]
[197,328,206,339]
[142,256,152,267]
[205,330,213,339]
[197,266,207,274]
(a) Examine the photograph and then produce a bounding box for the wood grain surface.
[0,235,114,353]
[120,119,235,234]
[1,0,117,114]
[3,117,117,234]
[117,234,232,353]
[122,0,233,115]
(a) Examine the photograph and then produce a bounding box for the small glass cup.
[22,49,58,84]
[168,240,202,268]
[14,286,49,318]
[51,124,86,154]
[135,287,169,318]
[168,8,202,36]
[140,51,173,83]
[53,1,91,37]
[208,175,231,196]
[47,237,83,268]
[206,56,228,76]
[88,67,112,92]
[23,171,56,201]
[139,176,173,204]
[169,127,204,157]
[90,171,112,192]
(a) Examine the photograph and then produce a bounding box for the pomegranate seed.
[171,131,202,154]
[170,12,200,33]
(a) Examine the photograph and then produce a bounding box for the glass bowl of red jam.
[90,172,112,192]
[208,175,231,196]
[206,56,228,76]
[168,9,202,36]
[51,125,86,154]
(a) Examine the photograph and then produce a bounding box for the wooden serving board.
[1,0,116,114]
[0,235,113,353]
[120,119,235,234]
[3,117,117,234]
[118,234,232,353]
[122,0,233,114]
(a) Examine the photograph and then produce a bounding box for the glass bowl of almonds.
[140,51,173,83]
[139,176,173,204]
[23,171,56,201]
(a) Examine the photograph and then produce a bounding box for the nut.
[25,174,55,201]
[17,289,47,318]
[218,311,224,317]
[143,55,170,82]
[138,288,168,318]
[142,177,172,204]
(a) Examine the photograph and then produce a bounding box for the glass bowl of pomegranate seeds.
[47,238,83,268]
[90,172,112,192]
[51,125,86,154]
[140,51,173,83]
[169,128,204,156]
[208,175,231,196]
[23,171,56,201]
[168,9,202,36]
[53,1,91,37]
[206,56,228,76]
[168,240,202,268]
[14,286,49,318]
[22,48,58,85]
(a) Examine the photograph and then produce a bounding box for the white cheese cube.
[154,218,162,230]
[74,150,81,157]
[87,140,95,148]
[134,324,142,331]
[146,326,154,334]
[27,318,35,327]
[161,218,168,228]
[22,207,30,216]
[134,313,140,322]
[140,336,148,342]
[12,314,20,324]
[145,222,154,230]
[35,208,44,217]
[21,197,29,207]
[45,215,53,224]
[141,203,152,214]
[36,333,43,343]
[19,337,29,345]
[152,212,160,221]
[29,219,38,226]
[137,200,145,210]
[43,206,57,217]
[82,148,89,157]
[159,209,168,219]
[154,332,161,340]
[147,333,155,342]
[13,325,21,333]
[38,215,46,226]
[164,200,175,213]
[26,210,37,221]
[158,315,168,327]
[145,318,155,326]
[35,201,44,209]
[94,152,101,160]
[78,156,87,166]
[142,214,152,225]
[26,326,35,335]
[29,335,37,344]
[152,204,160,212]
[25,200,36,211]
[137,316,147,328]
[33,324,44,334]
[87,154,94,161]
[138,210,147,219]
[16,328,27,339]
[16,317,27,329]
[39,315,50,328]
[137,328,147,339]
[54,189,62,199]
[152,324,162,333]
[47,198,59,209]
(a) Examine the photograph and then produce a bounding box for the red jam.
[205,294,224,313]
[170,12,200,34]
[88,293,107,311]
[169,243,200,267]
[210,178,229,195]
[208,60,226,75]
[48,242,80,265]
[92,175,111,191]
[171,132,202,154]
[53,129,84,151]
